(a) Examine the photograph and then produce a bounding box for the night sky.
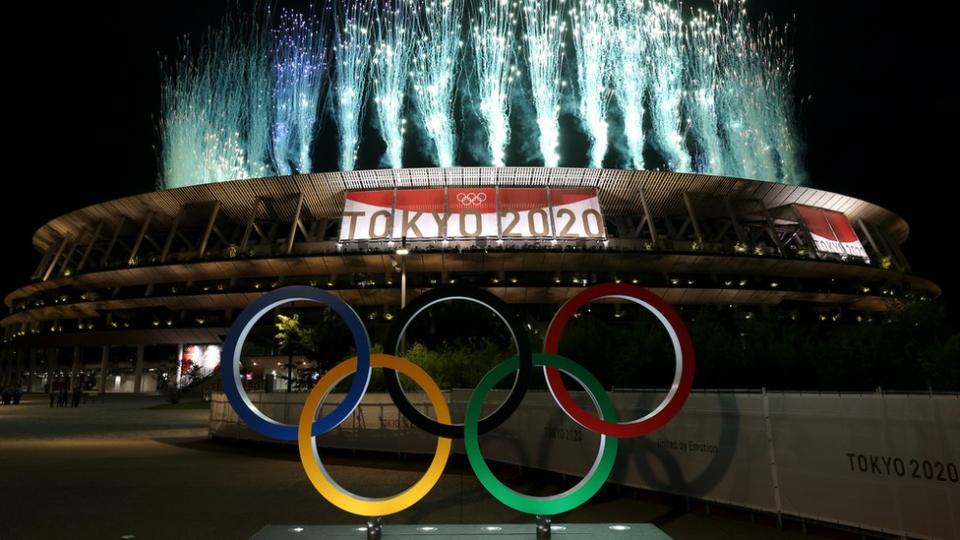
[5,1,958,322]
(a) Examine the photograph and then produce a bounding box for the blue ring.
[220,286,372,441]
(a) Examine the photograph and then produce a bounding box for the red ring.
[543,283,695,438]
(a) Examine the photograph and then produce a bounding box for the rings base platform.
[251,523,671,539]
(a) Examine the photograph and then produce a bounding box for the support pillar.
[160,210,183,263]
[99,346,110,394]
[70,346,80,391]
[128,213,154,265]
[0,351,7,386]
[42,237,70,281]
[57,239,79,278]
[887,238,910,272]
[724,197,748,245]
[175,344,184,388]
[46,348,57,393]
[101,216,127,267]
[756,199,785,256]
[14,349,24,390]
[286,192,305,255]
[682,192,704,245]
[32,243,59,281]
[636,188,659,245]
[240,199,263,252]
[77,221,104,272]
[134,345,145,393]
[198,202,221,257]
[27,349,37,392]
[2,351,10,386]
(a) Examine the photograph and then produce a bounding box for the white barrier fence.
[210,389,960,539]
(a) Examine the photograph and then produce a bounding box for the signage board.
[340,188,605,241]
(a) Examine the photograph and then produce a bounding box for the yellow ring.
[297,353,453,516]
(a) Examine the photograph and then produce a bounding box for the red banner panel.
[794,205,869,260]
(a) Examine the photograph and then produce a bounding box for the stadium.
[2,0,959,538]
[0,166,939,394]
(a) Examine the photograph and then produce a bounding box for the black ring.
[384,285,533,439]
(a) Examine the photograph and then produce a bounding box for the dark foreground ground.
[0,395,822,540]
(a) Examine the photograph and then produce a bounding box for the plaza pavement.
[0,395,822,540]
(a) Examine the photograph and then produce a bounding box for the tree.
[275,313,316,392]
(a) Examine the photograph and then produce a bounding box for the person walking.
[49,388,55,408]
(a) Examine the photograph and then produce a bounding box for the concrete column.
[99,346,110,394]
[69,347,81,390]
[133,345,145,393]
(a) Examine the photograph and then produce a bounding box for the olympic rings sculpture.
[222,283,694,517]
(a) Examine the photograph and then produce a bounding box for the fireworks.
[372,0,416,168]
[272,8,328,175]
[612,0,647,170]
[158,0,807,187]
[684,8,723,174]
[714,0,805,183]
[469,0,519,167]
[522,0,567,167]
[571,0,616,168]
[333,0,374,171]
[645,1,691,172]
[410,0,464,167]
[159,8,273,189]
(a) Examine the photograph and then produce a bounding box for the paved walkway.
[0,395,819,539]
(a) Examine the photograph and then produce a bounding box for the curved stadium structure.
[0,167,939,393]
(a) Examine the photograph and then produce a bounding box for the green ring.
[463,352,620,515]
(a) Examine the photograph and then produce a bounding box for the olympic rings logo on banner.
[221,283,695,517]
[456,192,488,206]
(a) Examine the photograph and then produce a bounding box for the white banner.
[210,390,960,539]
